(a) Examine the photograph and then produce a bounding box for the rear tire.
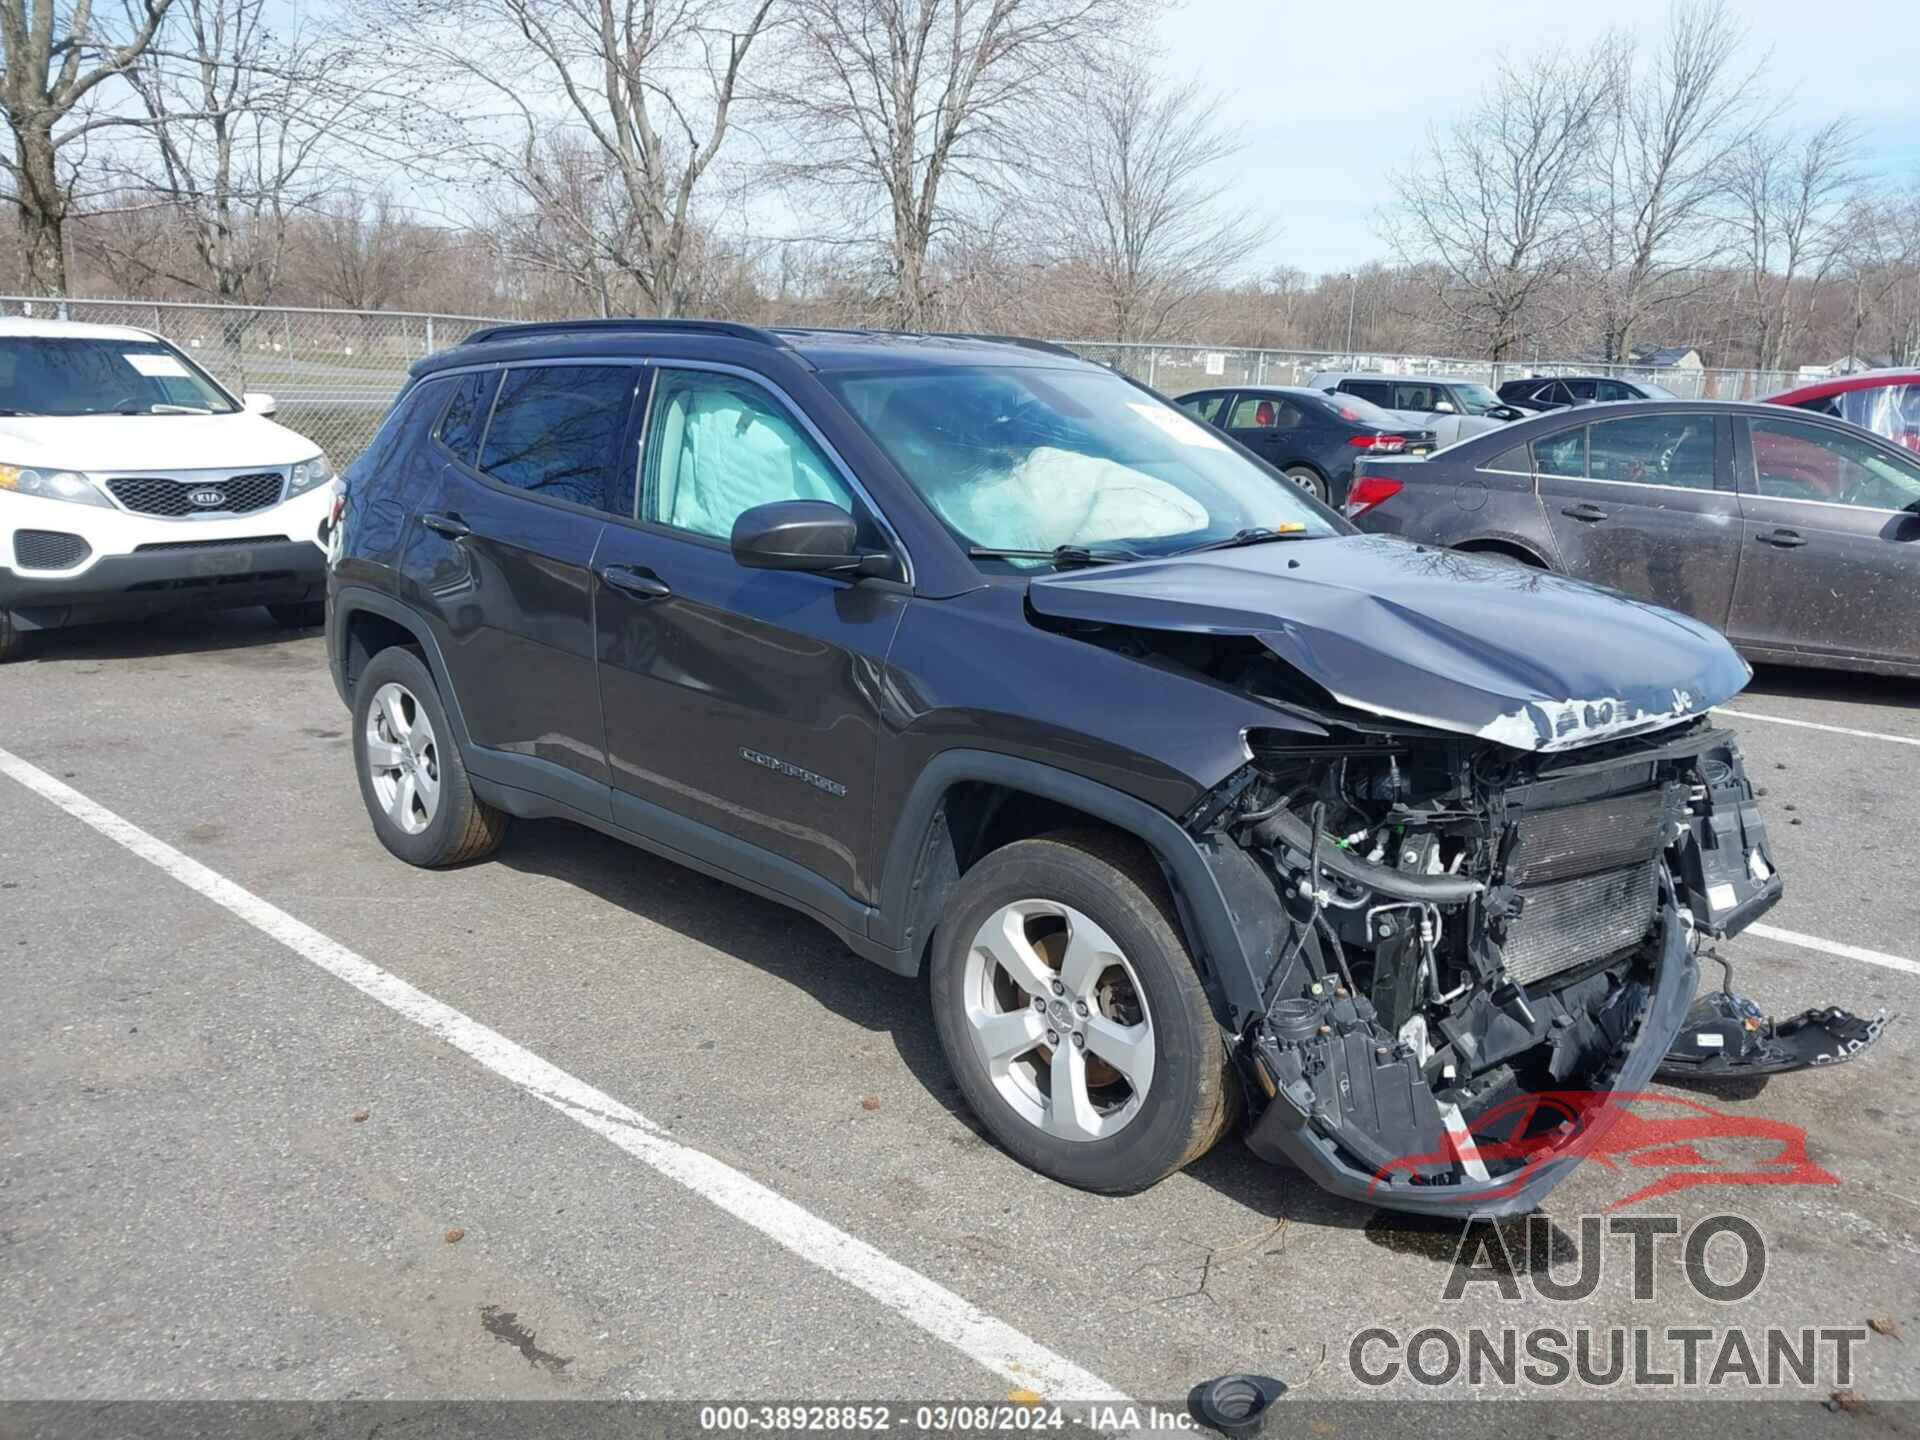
[929,830,1237,1194]
[268,601,326,629]
[1284,466,1329,503]
[351,646,507,868]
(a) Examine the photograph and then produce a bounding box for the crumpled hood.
[1027,534,1751,752]
[0,412,319,473]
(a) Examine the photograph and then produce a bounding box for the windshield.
[828,368,1342,567]
[1451,383,1501,414]
[0,337,238,416]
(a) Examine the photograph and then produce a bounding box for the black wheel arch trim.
[328,584,474,751]
[874,749,1272,1023]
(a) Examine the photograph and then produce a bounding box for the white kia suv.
[0,316,335,660]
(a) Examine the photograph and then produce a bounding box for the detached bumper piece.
[1658,989,1889,1080]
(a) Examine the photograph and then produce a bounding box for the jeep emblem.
[186,486,228,507]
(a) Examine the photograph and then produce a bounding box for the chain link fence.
[0,296,501,465]
[2,296,1815,463]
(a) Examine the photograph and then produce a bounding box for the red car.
[1766,368,1920,452]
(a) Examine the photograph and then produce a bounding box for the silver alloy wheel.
[1285,467,1327,501]
[365,682,441,835]
[961,899,1155,1141]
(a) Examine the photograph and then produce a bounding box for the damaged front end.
[1187,713,1862,1218]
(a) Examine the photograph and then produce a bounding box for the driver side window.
[641,369,854,541]
[1749,416,1920,512]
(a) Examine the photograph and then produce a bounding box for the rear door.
[591,364,910,903]
[409,360,645,807]
[1727,414,1920,666]
[1534,410,1743,627]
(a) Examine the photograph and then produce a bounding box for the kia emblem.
[186,486,228,508]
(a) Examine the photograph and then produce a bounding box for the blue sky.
[1151,0,1920,275]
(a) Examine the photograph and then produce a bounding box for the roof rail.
[928,332,1084,360]
[460,317,788,348]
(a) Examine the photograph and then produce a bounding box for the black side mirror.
[730,500,891,578]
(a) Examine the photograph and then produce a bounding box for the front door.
[1534,411,1742,628]
[409,361,644,805]
[592,365,909,903]
[1727,413,1920,667]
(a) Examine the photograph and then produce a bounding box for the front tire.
[1284,466,1329,503]
[351,646,507,868]
[929,831,1237,1194]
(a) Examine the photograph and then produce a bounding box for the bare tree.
[111,0,394,304]
[1729,117,1860,370]
[378,0,776,317]
[0,0,177,293]
[772,0,1139,330]
[1387,42,1616,362]
[1586,0,1766,360]
[1043,59,1262,343]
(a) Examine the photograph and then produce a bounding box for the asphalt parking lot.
[4,611,1919,1425]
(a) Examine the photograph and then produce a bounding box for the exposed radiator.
[1500,786,1673,986]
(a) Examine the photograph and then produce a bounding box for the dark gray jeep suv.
[326,320,1876,1218]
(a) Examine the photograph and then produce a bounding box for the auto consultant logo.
[186,486,229,508]
[1371,1090,1839,1210]
[1349,1213,1871,1393]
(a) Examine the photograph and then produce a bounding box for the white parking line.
[1745,922,1920,979]
[0,744,1132,1409]
[1715,707,1920,749]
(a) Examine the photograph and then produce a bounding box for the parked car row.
[4,312,1878,1220]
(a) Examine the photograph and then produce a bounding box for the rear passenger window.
[1180,394,1226,423]
[1535,428,1587,479]
[1587,413,1715,490]
[436,371,496,465]
[1348,381,1393,406]
[479,365,639,515]
[642,369,853,542]
[1485,444,1531,474]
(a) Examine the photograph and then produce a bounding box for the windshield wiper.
[149,403,212,415]
[0,408,41,416]
[1174,526,1312,556]
[968,543,1148,569]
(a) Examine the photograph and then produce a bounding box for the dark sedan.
[1174,385,1434,506]
[1497,374,1677,412]
[1346,400,1920,677]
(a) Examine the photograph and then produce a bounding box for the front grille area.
[1503,861,1658,987]
[13,529,92,570]
[107,471,284,518]
[135,535,287,553]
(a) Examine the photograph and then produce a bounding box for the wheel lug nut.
[1046,1030,1059,1046]
[1075,1000,1088,1016]
[1032,996,1046,1012]
[1050,979,1064,996]
[1073,1032,1085,1049]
